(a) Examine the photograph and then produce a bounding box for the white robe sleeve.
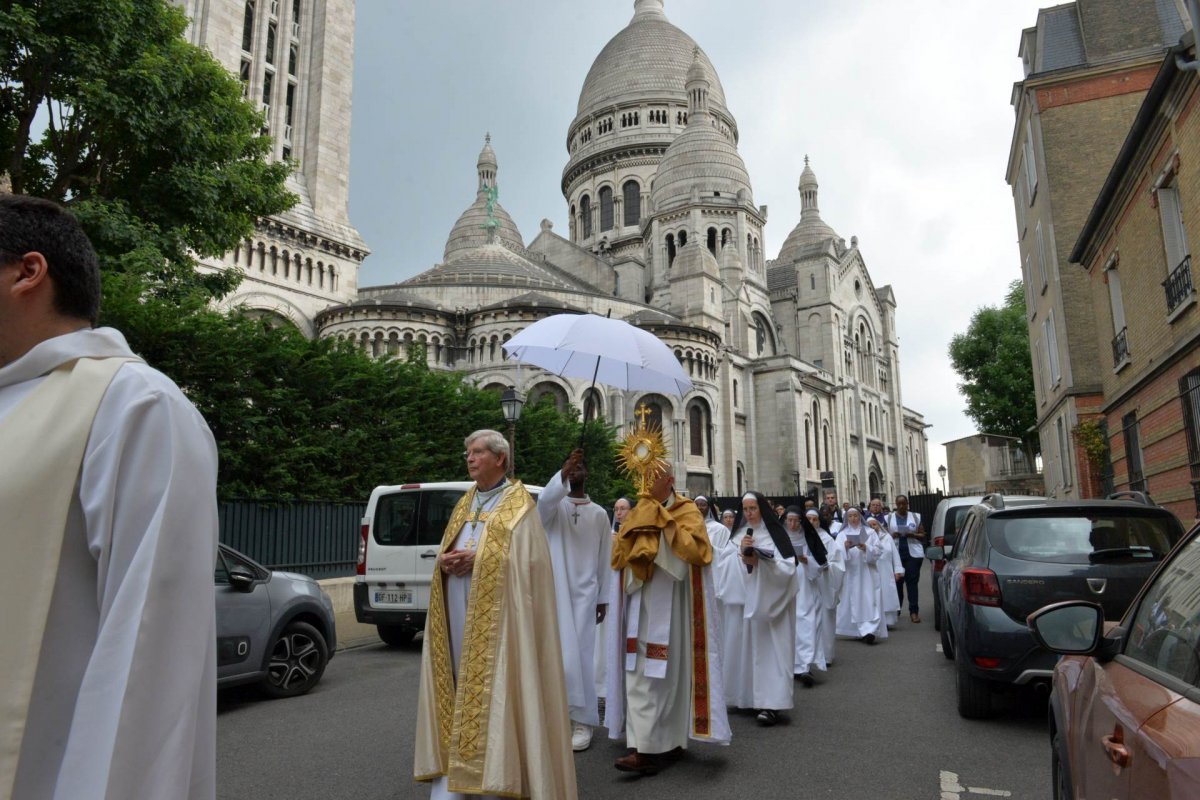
[864,533,884,565]
[61,370,219,799]
[537,470,567,528]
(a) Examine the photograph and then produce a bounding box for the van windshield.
[988,509,1183,565]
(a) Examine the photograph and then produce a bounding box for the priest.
[538,448,611,752]
[414,430,576,799]
[1,194,219,799]
[724,493,800,726]
[606,450,729,775]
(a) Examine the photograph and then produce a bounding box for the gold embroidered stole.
[0,356,136,796]
[423,481,531,792]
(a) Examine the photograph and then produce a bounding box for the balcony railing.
[1112,326,1130,366]
[1164,254,1194,313]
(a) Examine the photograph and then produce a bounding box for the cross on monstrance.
[634,403,653,427]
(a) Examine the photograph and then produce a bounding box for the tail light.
[933,536,946,573]
[356,521,369,576]
[962,567,1002,607]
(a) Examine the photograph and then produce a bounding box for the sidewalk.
[317,576,382,651]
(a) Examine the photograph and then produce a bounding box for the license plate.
[374,589,413,605]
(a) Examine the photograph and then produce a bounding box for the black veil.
[730,491,797,564]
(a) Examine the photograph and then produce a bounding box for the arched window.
[242,1,255,52]
[707,227,717,256]
[599,186,614,232]
[583,389,603,423]
[822,423,830,471]
[678,230,687,247]
[752,312,775,357]
[688,402,711,457]
[266,22,276,65]
[736,462,745,495]
[812,401,821,467]
[666,233,676,266]
[805,418,812,468]
[623,180,640,226]
[580,194,592,239]
[529,382,568,413]
[733,379,739,407]
[721,228,731,246]
[635,394,670,432]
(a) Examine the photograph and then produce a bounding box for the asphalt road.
[217,579,1051,800]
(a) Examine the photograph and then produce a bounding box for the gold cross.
[634,403,653,428]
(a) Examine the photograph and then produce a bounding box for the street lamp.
[938,464,947,495]
[500,387,524,478]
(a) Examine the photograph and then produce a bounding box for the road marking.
[936,643,943,652]
[940,770,1012,799]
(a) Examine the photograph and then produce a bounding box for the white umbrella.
[502,312,694,398]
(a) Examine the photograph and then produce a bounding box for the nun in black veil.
[721,491,802,726]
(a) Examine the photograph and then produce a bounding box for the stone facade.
[173,0,369,335]
[315,1,928,501]
[1006,0,1184,498]
[944,434,1044,497]
[1071,30,1200,522]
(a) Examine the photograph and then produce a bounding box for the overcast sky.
[347,0,1053,483]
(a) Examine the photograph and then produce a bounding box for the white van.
[353,481,541,647]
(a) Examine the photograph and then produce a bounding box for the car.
[354,481,542,647]
[928,495,1043,632]
[1028,521,1200,800]
[928,491,1186,719]
[215,543,337,698]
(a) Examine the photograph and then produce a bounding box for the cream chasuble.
[414,482,577,800]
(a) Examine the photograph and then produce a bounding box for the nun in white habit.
[834,507,885,644]
[783,507,829,686]
[807,507,844,670]
[868,516,904,631]
[722,492,799,726]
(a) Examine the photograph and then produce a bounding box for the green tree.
[948,281,1039,458]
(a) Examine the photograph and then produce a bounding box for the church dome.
[775,156,839,262]
[649,52,751,213]
[444,135,525,262]
[576,0,728,119]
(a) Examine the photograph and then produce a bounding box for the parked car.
[215,543,337,698]
[928,495,1042,631]
[928,492,1185,718]
[355,481,542,647]
[1028,521,1200,800]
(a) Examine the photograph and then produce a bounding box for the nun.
[834,506,885,644]
[722,492,800,726]
[868,516,904,630]
[783,507,829,686]
[808,507,844,668]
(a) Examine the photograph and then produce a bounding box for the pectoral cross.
[571,506,580,524]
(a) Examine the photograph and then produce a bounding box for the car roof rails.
[1106,490,1154,506]
[981,492,1005,510]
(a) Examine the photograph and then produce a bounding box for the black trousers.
[896,548,923,614]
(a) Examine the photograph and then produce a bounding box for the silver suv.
[216,544,337,698]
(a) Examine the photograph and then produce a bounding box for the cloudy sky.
[347,0,1052,480]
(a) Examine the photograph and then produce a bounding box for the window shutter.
[1036,221,1047,289]
[1024,120,1038,197]
[1107,266,1126,333]
[1158,185,1190,272]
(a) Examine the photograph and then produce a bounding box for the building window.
[623,180,640,227]
[707,227,717,256]
[1107,262,1128,366]
[239,59,251,96]
[1015,169,1027,236]
[1035,220,1048,291]
[1043,311,1060,386]
[261,70,273,111]
[1122,411,1145,492]
[580,194,591,239]
[1180,369,1200,515]
[1157,180,1194,313]
[1023,119,1037,200]
[288,44,298,76]
[266,22,276,65]
[242,1,255,52]
[1056,416,1071,489]
[689,404,704,456]
[733,379,738,407]
[666,233,676,266]
[599,186,614,232]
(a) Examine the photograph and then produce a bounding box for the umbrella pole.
[579,354,601,452]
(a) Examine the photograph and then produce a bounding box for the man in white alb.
[596,497,631,722]
[539,449,612,752]
[0,194,219,799]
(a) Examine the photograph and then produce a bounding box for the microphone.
[742,527,755,573]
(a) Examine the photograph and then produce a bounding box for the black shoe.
[756,709,778,726]
[862,633,876,645]
[797,672,815,687]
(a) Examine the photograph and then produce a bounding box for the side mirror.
[229,566,258,593]
[1027,601,1103,655]
[925,546,945,560]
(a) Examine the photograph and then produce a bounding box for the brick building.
[1070,30,1200,522]
[1005,0,1185,499]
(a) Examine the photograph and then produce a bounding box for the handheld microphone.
[742,527,755,573]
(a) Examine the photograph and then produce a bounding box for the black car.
[929,492,1185,719]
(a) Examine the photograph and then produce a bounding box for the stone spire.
[685,48,709,119]
[477,132,498,195]
[633,0,666,21]
[799,155,819,218]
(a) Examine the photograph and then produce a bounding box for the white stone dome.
[443,136,525,262]
[576,1,728,118]
[775,157,839,262]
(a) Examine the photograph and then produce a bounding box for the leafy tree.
[948,281,1039,458]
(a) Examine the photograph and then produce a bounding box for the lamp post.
[938,464,947,495]
[500,387,525,478]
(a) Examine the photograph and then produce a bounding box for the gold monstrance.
[617,403,669,497]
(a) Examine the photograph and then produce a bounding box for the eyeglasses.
[463,447,492,460]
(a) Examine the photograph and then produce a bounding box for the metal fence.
[219,500,366,580]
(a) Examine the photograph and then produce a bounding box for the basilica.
[185,0,929,500]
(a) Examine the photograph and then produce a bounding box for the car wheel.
[377,625,416,647]
[1051,726,1073,800]
[955,651,994,719]
[940,606,954,661]
[261,620,329,699]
